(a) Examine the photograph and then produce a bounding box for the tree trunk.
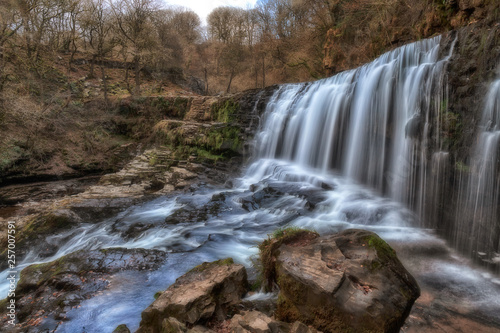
[124,64,132,95]
[101,63,108,105]
[204,68,209,95]
[89,55,96,79]
[226,70,235,93]
[134,55,141,96]
[68,38,77,74]
[262,55,266,88]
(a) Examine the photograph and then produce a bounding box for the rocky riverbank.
[3,229,420,333]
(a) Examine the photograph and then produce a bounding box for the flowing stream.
[2,37,500,332]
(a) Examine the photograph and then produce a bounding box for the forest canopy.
[0,0,489,96]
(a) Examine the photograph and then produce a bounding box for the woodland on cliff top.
[0,0,498,184]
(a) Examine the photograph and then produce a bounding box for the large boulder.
[274,229,420,333]
[138,258,248,332]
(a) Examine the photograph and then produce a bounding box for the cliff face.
[322,0,499,76]
[435,23,500,268]
[240,22,500,271]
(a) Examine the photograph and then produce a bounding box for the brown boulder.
[274,229,420,333]
[137,258,247,332]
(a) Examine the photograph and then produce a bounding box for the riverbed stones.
[137,258,248,332]
[274,229,420,333]
[11,248,166,333]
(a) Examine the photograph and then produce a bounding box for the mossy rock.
[211,99,240,123]
[113,324,131,333]
[189,258,234,273]
[269,229,420,333]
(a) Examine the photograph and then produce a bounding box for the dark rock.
[137,258,248,332]
[404,113,422,139]
[273,229,420,333]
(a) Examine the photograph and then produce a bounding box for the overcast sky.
[165,0,258,25]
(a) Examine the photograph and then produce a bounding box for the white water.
[455,79,500,265]
[2,37,500,332]
[253,36,453,215]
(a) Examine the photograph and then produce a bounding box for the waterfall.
[455,79,500,267]
[251,36,452,216]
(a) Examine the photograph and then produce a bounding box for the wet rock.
[405,113,422,139]
[164,194,231,225]
[273,229,420,333]
[113,324,131,333]
[12,248,166,333]
[229,310,290,333]
[162,317,187,332]
[239,182,328,212]
[138,258,247,332]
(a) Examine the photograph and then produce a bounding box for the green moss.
[194,148,224,161]
[455,161,470,172]
[271,226,308,239]
[17,250,89,293]
[363,234,397,263]
[276,292,301,322]
[189,258,235,273]
[113,324,131,333]
[249,278,262,292]
[24,212,72,235]
[154,291,162,300]
[205,126,242,152]
[211,99,239,123]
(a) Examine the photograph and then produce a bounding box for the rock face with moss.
[270,229,419,333]
[137,258,248,333]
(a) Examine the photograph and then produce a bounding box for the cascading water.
[252,36,452,216]
[455,79,500,267]
[2,36,500,332]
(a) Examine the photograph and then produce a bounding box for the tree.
[110,0,159,95]
[79,0,115,101]
[0,0,22,91]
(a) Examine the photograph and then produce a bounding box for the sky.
[164,0,258,25]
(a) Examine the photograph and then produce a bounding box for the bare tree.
[110,0,159,95]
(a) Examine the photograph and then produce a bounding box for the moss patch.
[211,99,240,123]
[363,233,397,263]
[17,250,88,294]
[189,258,235,273]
